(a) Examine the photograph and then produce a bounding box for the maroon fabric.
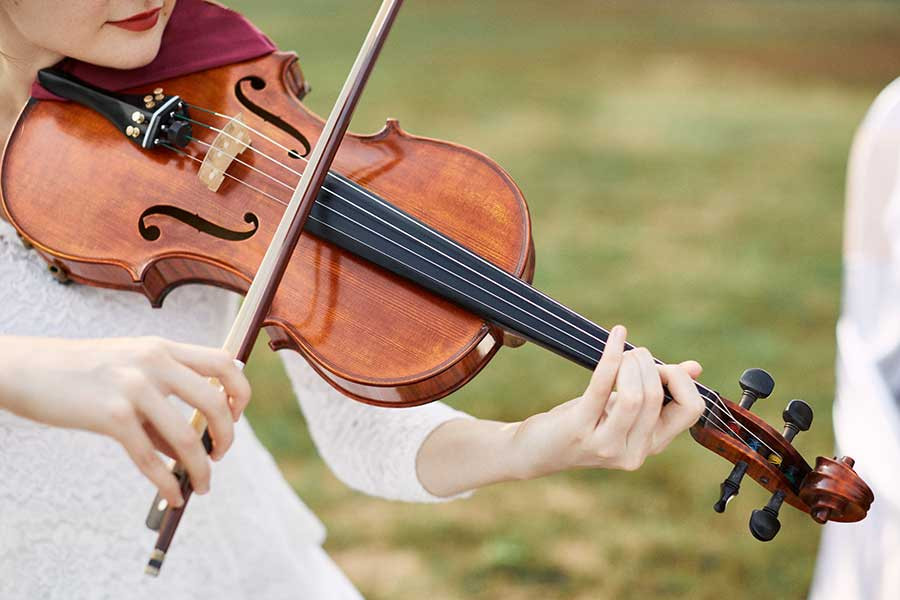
[31,0,276,100]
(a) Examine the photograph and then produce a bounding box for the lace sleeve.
[277,350,474,503]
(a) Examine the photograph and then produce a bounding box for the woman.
[0,1,706,598]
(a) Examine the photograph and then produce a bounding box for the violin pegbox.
[690,368,873,541]
[36,69,192,150]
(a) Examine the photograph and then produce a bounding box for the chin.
[111,52,162,70]
[75,27,166,70]
[100,42,164,70]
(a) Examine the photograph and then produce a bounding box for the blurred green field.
[228,1,900,598]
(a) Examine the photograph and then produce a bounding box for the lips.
[107,6,162,32]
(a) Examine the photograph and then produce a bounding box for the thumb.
[579,324,627,421]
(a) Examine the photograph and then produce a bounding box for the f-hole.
[139,205,259,242]
[234,75,311,160]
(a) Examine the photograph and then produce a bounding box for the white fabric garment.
[0,218,471,599]
[808,78,900,599]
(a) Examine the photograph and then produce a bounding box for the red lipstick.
[107,7,162,32]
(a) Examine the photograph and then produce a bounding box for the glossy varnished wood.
[0,51,534,406]
[691,395,873,522]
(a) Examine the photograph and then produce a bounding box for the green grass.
[227,1,900,598]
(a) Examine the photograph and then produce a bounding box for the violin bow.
[144,0,405,576]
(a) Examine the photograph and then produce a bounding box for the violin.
[0,0,872,574]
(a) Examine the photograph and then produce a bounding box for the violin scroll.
[799,456,874,524]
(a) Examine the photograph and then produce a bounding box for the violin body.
[1,51,535,407]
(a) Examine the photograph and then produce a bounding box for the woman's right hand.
[0,336,251,507]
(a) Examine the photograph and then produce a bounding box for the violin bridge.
[197,113,253,192]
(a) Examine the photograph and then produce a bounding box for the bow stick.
[144,0,405,576]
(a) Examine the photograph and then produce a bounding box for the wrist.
[502,420,537,481]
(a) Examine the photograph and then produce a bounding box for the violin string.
[179,128,756,447]
[309,192,772,454]
[161,116,781,459]
[181,106,645,353]
[186,135,297,192]
[699,406,749,443]
[180,110,743,409]
[180,119,630,355]
[184,135,628,362]
[179,112,306,178]
[182,111,702,370]
[164,142,606,367]
[164,142,745,446]
[175,116,782,460]
[160,141,770,457]
[165,122,782,459]
[180,115,684,361]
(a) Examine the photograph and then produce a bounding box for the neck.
[0,11,62,144]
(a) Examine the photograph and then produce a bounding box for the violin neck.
[306,172,612,369]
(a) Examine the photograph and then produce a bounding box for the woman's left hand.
[506,325,706,479]
[416,325,706,497]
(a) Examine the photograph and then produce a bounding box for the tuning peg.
[749,490,786,541]
[714,461,748,513]
[782,399,813,443]
[738,368,775,410]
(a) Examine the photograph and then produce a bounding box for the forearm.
[0,336,55,418]
[416,417,525,498]
[416,336,706,498]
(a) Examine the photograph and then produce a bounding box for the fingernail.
[610,325,624,339]
[173,495,184,508]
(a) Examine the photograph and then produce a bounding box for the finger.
[115,415,184,507]
[651,364,707,453]
[579,325,627,420]
[143,421,177,460]
[677,360,703,379]
[166,343,251,420]
[595,351,644,439]
[156,359,234,461]
[135,387,211,494]
[625,348,665,450]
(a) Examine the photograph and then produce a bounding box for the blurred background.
[228,1,900,598]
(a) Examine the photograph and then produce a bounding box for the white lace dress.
[0,219,471,599]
